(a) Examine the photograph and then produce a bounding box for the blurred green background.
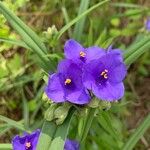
[0,0,150,150]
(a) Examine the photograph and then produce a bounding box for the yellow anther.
[104,74,108,79]
[25,142,31,149]
[79,51,86,57]
[101,71,105,76]
[65,78,71,85]
[100,69,108,79]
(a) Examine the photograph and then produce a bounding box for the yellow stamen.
[25,142,31,149]
[80,51,86,57]
[65,78,71,85]
[104,74,108,79]
[100,69,108,79]
[101,71,105,76]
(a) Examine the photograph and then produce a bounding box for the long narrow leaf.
[112,2,144,8]
[37,107,75,150]
[37,121,57,150]
[124,35,150,65]
[0,124,11,136]
[125,42,150,65]
[0,144,12,150]
[80,108,96,143]
[73,0,90,41]
[122,114,150,150]
[61,7,72,37]
[0,2,47,53]
[49,108,75,150]
[0,38,29,49]
[0,2,54,72]
[0,115,25,131]
[57,0,110,39]
[124,35,150,60]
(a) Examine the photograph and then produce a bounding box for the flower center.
[25,142,31,149]
[100,69,108,79]
[79,51,86,57]
[65,78,72,85]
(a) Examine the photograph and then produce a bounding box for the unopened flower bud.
[44,104,57,121]
[54,103,71,125]
[44,25,58,39]
[76,107,88,117]
[99,101,111,111]
[88,98,100,108]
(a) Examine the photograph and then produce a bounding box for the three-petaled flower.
[12,130,79,150]
[64,139,80,150]
[64,39,105,64]
[45,59,90,104]
[82,48,127,101]
[12,129,40,150]
[145,18,150,31]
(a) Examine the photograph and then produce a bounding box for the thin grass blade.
[0,37,29,49]
[0,2,54,72]
[122,114,150,150]
[73,0,90,41]
[0,115,25,131]
[57,0,110,40]
[0,144,12,150]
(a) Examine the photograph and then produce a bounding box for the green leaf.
[0,144,12,150]
[61,7,72,37]
[0,37,29,49]
[0,2,46,53]
[22,90,29,130]
[37,107,75,150]
[124,35,150,65]
[37,121,57,150]
[112,2,143,8]
[0,124,11,136]
[57,0,110,40]
[49,108,75,150]
[80,108,96,143]
[125,42,150,65]
[0,2,54,72]
[73,0,90,41]
[122,114,150,150]
[0,115,25,131]
[97,111,123,148]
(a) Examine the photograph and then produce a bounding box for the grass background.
[0,0,150,149]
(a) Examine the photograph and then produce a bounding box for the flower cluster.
[12,130,79,150]
[45,39,127,104]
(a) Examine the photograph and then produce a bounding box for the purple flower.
[45,59,90,104]
[145,18,150,31]
[64,139,80,150]
[12,129,40,150]
[64,39,105,64]
[83,51,127,101]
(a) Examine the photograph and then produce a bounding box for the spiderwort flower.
[83,52,127,101]
[64,39,105,64]
[64,139,80,150]
[145,18,150,31]
[12,129,40,150]
[45,59,90,104]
